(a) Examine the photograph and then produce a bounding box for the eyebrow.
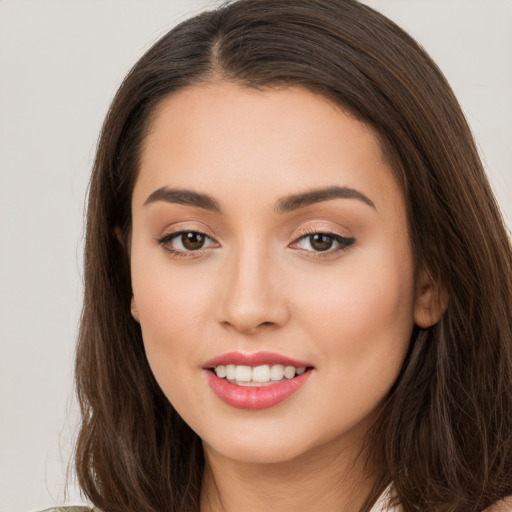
[274,186,376,213]
[144,185,375,213]
[144,187,221,212]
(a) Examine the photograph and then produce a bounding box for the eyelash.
[291,229,355,258]
[157,229,355,259]
[157,230,217,259]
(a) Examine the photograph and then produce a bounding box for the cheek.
[294,243,416,377]
[130,244,217,391]
[292,255,415,429]
[132,272,214,417]
[131,232,215,327]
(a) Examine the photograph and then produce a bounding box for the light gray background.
[1,1,511,511]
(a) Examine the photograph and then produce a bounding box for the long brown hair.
[75,1,512,510]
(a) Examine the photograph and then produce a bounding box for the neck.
[200,434,378,512]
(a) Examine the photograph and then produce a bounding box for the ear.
[131,296,140,323]
[414,267,449,328]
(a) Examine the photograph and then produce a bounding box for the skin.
[129,82,442,512]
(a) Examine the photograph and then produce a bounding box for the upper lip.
[204,351,312,369]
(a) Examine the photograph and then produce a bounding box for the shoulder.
[371,486,512,512]
[485,497,512,512]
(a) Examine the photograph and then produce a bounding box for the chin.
[201,425,315,465]
[205,441,308,465]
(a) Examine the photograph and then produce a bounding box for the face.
[130,82,421,465]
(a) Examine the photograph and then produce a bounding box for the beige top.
[368,484,401,512]
[40,508,98,512]
[40,509,96,512]
[367,486,512,512]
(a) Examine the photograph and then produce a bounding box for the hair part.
[75,1,512,511]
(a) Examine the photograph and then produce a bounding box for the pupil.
[182,232,205,250]
[311,234,333,251]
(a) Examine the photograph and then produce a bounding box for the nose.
[217,244,290,334]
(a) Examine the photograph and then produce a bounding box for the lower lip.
[205,370,312,410]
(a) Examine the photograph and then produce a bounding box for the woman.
[64,0,512,510]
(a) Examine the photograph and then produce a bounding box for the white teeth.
[226,364,236,380]
[215,365,226,378]
[284,366,295,379]
[213,364,307,385]
[270,364,284,380]
[252,365,271,382]
[235,365,252,382]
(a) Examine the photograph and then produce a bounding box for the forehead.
[134,82,401,214]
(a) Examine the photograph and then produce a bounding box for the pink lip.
[203,351,314,410]
[203,351,311,369]
[205,370,312,410]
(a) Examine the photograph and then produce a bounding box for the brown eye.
[158,230,217,256]
[309,234,334,251]
[181,232,206,250]
[293,232,355,255]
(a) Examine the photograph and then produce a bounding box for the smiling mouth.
[211,364,310,387]
[205,355,314,409]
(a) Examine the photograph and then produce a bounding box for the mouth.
[204,352,314,410]
[210,364,309,387]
